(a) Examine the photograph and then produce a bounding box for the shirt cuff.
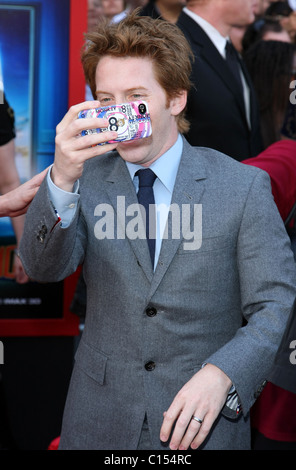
[47,165,80,228]
[224,385,241,417]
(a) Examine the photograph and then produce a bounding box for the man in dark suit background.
[177,0,263,160]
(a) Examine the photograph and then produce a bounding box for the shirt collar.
[183,7,228,58]
[125,134,183,194]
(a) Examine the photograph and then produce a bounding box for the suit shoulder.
[177,13,210,48]
[81,150,119,181]
[177,11,199,34]
[191,145,268,183]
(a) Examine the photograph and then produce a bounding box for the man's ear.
[170,90,188,116]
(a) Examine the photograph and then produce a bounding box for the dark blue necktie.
[225,41,244,95]
[136,169,157,267]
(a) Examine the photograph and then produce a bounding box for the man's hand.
[52,101,119,191]
[160,364,232,450]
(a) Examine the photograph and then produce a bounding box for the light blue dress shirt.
[47,134,183,269]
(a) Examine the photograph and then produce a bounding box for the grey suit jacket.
[19,138,296,449]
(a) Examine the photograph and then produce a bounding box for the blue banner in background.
[0,0,71,325]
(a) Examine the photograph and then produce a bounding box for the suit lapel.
[200,34,247,121]
[149,139,206,297]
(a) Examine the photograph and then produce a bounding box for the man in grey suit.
[19,12,296,450]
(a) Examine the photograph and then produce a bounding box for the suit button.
[146,306,157,317]
[145,361,156,371]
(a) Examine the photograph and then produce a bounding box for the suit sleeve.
[205,169,296,417]
[19,176,86,283]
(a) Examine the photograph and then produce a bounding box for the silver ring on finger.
[192,416,203,424]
